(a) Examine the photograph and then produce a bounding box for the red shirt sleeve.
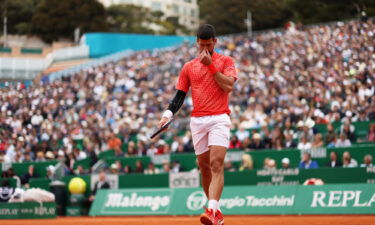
[223,56,237,81]
[176,63,190,93]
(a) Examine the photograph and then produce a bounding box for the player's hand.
[200,49,212,65]
[158,116,170,129]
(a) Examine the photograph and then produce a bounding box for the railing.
[0,45,89,80]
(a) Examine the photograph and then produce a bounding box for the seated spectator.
[107,133,122,152]
[144,162,160,175]
[171,160,183,173]
[74,165,88,176]
[326,151,342,168]
[45,151,55,161]
[123,165,132,174]
[35,151,46,162]
[248,133,265,150]
[367,124,375,142]
[89,170,110,202]
[160,162,171,173]
[229,135,241,149]
[21,165,37,188]
[135,160,144,173]
[284,134,297,149]
[238,154,253,171]
[146,143,158,156]
[281,158,290,169]
[297,136,312,150]
[109,163,120,174]
[340,120,356,142]
[235,126,250,142]
[311,133,324,148]
[360,154,373,168]
[113,147,124,158]
[342,151,358,168]
[264,158,276,169]
[73,148,87,160]
[335,133,352,147]
[224,161,236,172]
[299,152,319,169]
[7,168,21,188]
[325,123,336,146]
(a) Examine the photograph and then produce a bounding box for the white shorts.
[190,114,231,155]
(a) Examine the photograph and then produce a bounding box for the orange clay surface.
[2,215,375,225]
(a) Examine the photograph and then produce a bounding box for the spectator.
[264,158,276,169]
[89,170,110,202]
[235,126,250,142]
[342,151,358,168]
[35,151,46,162]
[360,154,373,168]
[325,124,337,147]
[74,165,88,176]
[281,158,290,169]
[340,120,356,142]
[311,133,324,148]
[238,154,253,171]
[21,165,37,188]
[284,134,297,149]
[123,165,132,174]
[335,134,352,147]
[171,160,183,173]
[135,160,144,173]
[299,152,319,169]
[160,162,171,173]
[248,133,265,150]
[326,151,342,168]
[144,162,160,175]
[7,168,21,188]
[297,136,312,150]
[224,161,236,172]
[229,135,242,149]
[367,124,375,142]
[109,163,120,174]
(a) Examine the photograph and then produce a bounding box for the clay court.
[2,215,375,225]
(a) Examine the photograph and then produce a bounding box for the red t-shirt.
[176,52,237,117]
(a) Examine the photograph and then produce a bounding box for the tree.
[285,0,375,25]
[106,4,189,35]
[0,0,40,34]
[31,0,107,43]
[199,0,292,35]
[106,4,154,34]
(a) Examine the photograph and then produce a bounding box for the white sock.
[208,200,218,212]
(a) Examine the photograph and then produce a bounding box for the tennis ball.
[68,177,87,194]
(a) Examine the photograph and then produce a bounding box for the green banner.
[90,184,375,216]
[0,202,56,219]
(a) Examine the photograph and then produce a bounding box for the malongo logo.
[105,192,170,211]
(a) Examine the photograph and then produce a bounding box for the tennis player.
[158,24,237,225]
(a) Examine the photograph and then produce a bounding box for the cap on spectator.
[110,163,118,170]
[297,120,304,128]
[18,136,25,142]
[282,158,290,164]
[345,111,353,117]
[46,151,54,159]
[58,150,65,157]
[305,119,315,128]
[253,133,261,140]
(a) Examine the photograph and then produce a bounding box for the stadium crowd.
[0,19,374,179]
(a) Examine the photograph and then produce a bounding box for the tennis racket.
[150,118,174,139]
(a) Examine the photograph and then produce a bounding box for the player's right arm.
[158,64,190,128]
